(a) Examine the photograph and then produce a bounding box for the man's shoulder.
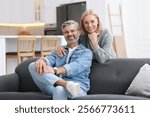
[77,44,93,58]
[78,44,87,49]
[78,44,92,52]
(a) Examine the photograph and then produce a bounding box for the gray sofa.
[0,58,149,100]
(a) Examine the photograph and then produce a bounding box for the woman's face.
[83,14,99,34]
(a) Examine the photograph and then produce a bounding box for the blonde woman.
[57,10,116,63]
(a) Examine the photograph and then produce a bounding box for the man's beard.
[65,36,79,44]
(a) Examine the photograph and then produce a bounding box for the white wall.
[86,0,108,29]
[122,0,140,57]
[93,0,150,58]
[138,0,150,58]
[123,0,150,58]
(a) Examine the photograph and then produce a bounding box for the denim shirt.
[44,44,93,92]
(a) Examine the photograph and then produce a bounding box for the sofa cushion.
[88,59,150,95]
[0,92,51,100]
[73,94,148,100]
[15,58,40,92]
[0,73,19,92]
[126,63,150,97]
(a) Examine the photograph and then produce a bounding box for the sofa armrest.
[0,73,19,92]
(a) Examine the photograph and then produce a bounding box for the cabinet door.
[21,0,35,23]
[9,0,22,23]
[0,0,10,23]
[5,0,35,23]
[9,0,35,23]
[43,0,57,24]
[43,0,70,24]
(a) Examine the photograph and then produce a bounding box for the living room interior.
[0,0,150,100]
[0,0,149,74]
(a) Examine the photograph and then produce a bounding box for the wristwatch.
[53,67,58,75]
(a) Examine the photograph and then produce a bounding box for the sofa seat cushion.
[0,92,52,100]
[73,94,149,100]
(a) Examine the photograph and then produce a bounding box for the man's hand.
[56,46,66,57]
[35,58,47,74]
[43,66,55,74]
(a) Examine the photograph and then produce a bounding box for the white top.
[66,46,78,64]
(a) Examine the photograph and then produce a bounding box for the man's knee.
[28,62,35,73]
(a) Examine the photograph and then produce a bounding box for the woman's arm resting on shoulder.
[56,46,66,57]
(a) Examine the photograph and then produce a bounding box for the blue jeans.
[28,62,87,100]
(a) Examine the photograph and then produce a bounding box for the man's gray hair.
[61,20,80,31]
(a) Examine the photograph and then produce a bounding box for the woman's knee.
[28,62,39,79]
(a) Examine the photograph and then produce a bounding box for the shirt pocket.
[70,54,80,62]
[55,57,66,66]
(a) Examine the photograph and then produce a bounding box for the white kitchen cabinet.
[0,0,77,24]
[43,0,71,24]
[20,0,35,23]
[0,0,108,25]
[0,0,10,23]
[0,0,36,23]
[9,0,22,23]
[43,6,56,24]
[10,0,35,23]
[43,0,58,24]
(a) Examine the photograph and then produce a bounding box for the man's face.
[63,24,80,44]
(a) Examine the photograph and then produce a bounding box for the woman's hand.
[56,46,66,57]
[88,32,98,42]
[88,32,99,49]
[35,58,47,74]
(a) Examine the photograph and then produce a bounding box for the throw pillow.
[125,63,150,97]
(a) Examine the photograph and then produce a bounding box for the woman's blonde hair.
[80,10,103,34]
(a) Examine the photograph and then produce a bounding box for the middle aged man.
[28,20,93,100]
